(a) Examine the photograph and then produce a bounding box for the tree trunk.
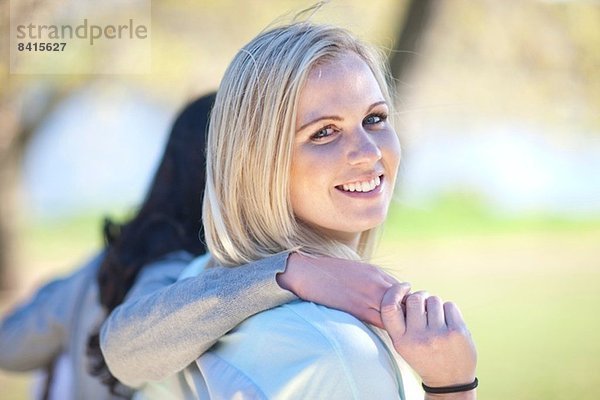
[0,150,20,290]
[388,0,438,90]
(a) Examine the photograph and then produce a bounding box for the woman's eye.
[311,126,336,141]
[363,113,387,126]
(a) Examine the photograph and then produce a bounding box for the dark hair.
[86,93,216,394]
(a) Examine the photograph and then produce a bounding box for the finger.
[405,291,428,331]
[425,296,444,329]
[381,283,411,339]
[443,301,466,330]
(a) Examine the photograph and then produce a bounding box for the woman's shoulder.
[267,300,383,353]
[223,300,394,365]
[201,301,403,399]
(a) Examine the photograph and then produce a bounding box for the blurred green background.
[1,0,599,399]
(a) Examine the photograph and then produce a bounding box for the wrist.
[275,252,301,295]
[422,374,477,390]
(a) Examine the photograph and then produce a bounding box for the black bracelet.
[422,377,478,394]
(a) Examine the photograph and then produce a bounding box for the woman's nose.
[346,129,382,166]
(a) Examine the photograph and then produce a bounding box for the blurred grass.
[13,209,134,283]
[20,213,103,263]
[385,194,600,238]
[2,197,600,399]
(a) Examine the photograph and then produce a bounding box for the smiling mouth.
[336,175,383,193]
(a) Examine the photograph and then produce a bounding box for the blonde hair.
[204,22,395,266]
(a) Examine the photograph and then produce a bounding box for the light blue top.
[137,254,407,400]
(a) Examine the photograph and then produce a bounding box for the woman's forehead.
[298,53,385,117]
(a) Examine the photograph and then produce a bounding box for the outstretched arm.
[100,253,295,388]
[101,252,401,388]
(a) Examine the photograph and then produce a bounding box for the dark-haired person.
[0,93,217,399]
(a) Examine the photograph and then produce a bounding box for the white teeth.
[339,176,382,193]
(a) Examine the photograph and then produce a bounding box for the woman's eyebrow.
[296,101,388,133]
[296,115,342,133]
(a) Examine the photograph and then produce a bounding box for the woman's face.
[291,51,401,248]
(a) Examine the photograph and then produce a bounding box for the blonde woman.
[131,22,478,399]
